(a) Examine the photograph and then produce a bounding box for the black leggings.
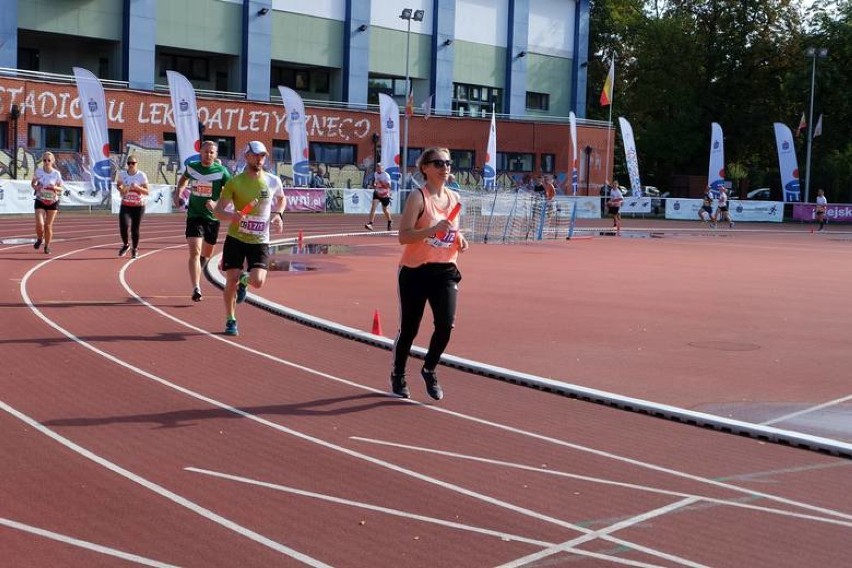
[392,263,461,375]
[118,204,144,248]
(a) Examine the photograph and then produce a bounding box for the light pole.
[399,8,424,196]
[804,46,827,204]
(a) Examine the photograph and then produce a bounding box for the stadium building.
[0,0,611,192]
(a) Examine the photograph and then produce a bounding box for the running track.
[2,213,851,567]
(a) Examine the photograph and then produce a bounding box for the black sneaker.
[34,238,42,250]
[421,368,443,401]
[191,287,203,302]
[390,372,410,399]
[131,248,138,259]
[364,222,374,231]
[43,246,51,255]
[118,244,129,257]
[387,220,392,231]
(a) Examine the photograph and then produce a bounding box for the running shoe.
[43,246,50,255]
[364,222,374,231]
[387,220,392,231]
[34,238,42,250]
[118,244,129,257]
[729,221,735,229]
[224,318,238,336]
[390,372,410,399]
[236,272,248,304]
[131,248,138,259]
[420,368,444,401]
[192,287,203,302]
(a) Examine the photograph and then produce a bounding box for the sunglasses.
[42,159,53,162]
[427,159,453,168]
[127,162,137,165]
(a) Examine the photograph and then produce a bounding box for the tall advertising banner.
[618,117,642,196]
[482,110,497,190]
[569,112,579,196]
[166,70,201,170]
[773,123,801,202]
[278,86,311,187]
[378,93,401,192]
[707,122,725,197]
[72,67,112,198]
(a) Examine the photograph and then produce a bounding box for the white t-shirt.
[118,170,149,206]
[373,170,391,197]
[33,167,63,204]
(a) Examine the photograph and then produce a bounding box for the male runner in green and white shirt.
[214,141,286,336]
[174,140,232,302]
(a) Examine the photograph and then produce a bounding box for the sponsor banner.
[72,67,114,199]
[666,198,783,222]
[0,180,175,213]
[773,123,801,202]
[707,122,725,196]
[166,71,201,169]
[483,111,496,189]
[619,117,642,196]
[378,93,401,195]
[278,86,311,187]
[343,187,399,215]
[792,203,852,223]
[283,188,325,212]
[620,196,652,215]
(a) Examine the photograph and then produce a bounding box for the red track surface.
[2,212,851,567]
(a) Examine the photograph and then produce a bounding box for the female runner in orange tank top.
[389,147,469,401]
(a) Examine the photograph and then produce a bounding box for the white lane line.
[16,244,703,567]
[0,402,330,568]
[761,395,852,427]
[15,260,332,567]
[184,467,556,548]
[0,517,178,568]
[349,437,852,528]
[497,498,706,568]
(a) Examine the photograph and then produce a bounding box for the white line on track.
[761,395,852,427]
[0,517,179,568]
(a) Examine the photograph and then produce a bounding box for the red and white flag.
[813,113,823,138]
[795,113,806,137]
[405,88,415,119]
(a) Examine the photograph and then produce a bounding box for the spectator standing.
[116,156,149,258]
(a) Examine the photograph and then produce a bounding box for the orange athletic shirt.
[399,188,461,268]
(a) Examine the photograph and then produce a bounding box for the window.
[208,136,235,160]
[272,140,291,163]
[158,53,210,81]
[29,124,82,151]
[540,154,555,173]
[405,148,422,168]
[108,129,123,154]
[450,150,475,170]
[163,132,177,157]
[452,83,502,117]
[18,47,39,71]
[310,142,356,165]
[367,76,409,106]
[0,122,7,149]
[526,92,550,111]
[272,66,331,94]
[497,152,534,172]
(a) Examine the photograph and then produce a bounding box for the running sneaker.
[390,372,410,399]
[420,368,444,401]
[224,318,239,336]
[33,238,42,250]
[118,244,129,257]
[387,220,392,231]
[729,221,735,229]
[43,246,51,255]
[192,287,203,302]
[364,222,374,231]
[131,248,138,259]
[236,272,249,304]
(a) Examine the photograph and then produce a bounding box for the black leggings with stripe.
[392,263,462,375]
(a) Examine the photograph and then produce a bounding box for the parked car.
[747,188,771,200]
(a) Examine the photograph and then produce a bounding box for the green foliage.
[587,0,852,198]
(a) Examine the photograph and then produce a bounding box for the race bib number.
[375,187,390,198]
[238,215,267,236]
[425,230,457,249]
[123,192,143,205]
[191,181,213,197]
[38,189,57,203]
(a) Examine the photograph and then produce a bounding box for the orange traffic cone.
[371,309,383,336]
[297,229,304,249]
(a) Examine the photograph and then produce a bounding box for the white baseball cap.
[246,141,268,155]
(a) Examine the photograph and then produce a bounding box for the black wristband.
[275,211,284,220]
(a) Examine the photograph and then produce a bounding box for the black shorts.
[701,205,712,214]
[815,210,826,218]
[718,205,729,212]
[185,217,221,245]
[221,236,270,271]
[35,200,59,211]
[372,191,391,207]
[607,206,620,216]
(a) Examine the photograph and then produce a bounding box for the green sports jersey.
[182,161,232,220]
